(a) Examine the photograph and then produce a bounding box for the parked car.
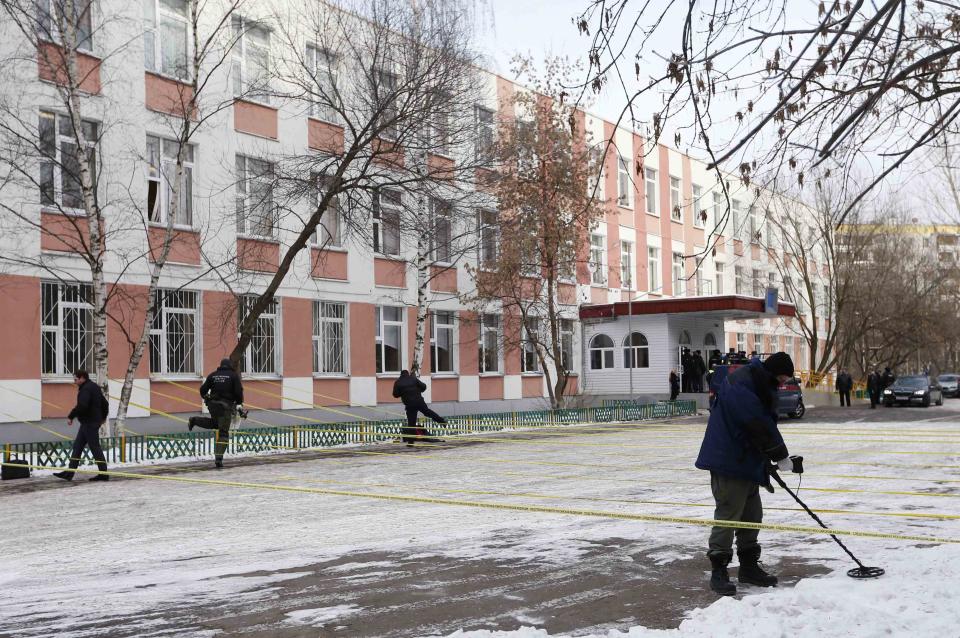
[707,365,803,418]
[883,375,943,407]
[777,377,805,419]
[937,374,959,398]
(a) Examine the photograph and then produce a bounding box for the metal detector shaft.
[769,469,867,570]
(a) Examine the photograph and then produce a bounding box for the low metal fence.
[2,401,699,469]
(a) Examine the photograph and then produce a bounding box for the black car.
[883,375,943,407]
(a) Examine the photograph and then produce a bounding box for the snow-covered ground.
[1,413,958,637]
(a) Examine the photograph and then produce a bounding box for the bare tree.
[466,57,605,408]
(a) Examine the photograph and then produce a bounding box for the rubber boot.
[188,417,195,432]
[708,553,736,596]
[737,547,778,587]
[215,456,223,469]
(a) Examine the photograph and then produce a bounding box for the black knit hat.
[220,357,233,370]
[763,352,794,378]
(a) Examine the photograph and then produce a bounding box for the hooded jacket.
[695,359,789,485]
[392,371,427,406]
[200,361,244,404]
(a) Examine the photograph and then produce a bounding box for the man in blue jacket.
[695,352,801,595]
[53,369,110,482]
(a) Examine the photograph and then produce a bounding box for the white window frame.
[712,191,725,236]
[589,145,605,200]
[232,15,271,104]
[754,333,763,356]
[590,233,607,286]
[430,311,456,375]
[732,199,743,240]
[479,209,499,269]
[374,69,398,141]
[431,92,453,157]
[672,252,685,296]
[431,198,452,264]
[144,0,190,80]
[375,305,404,375]
[620,240,634,291]
[149,289,200,377]
[644,167,658,215]
[305,44,338,123]
[617,154,631,207]
[239,295,280,376]
[647,246,660,293]
[752,268,764,297]
[715,262,725,295]
[559,318,575,372]
[749,205,760,243]
[692,184,704,228]
[373,188,401,256]
[41,281,93,377]
[146,135,194,228]
[38,0,93,52]
[39,111,98,213]
[670,175,682,222]
[478,313,501,374]
[474,105,495,160]
[313,301,347,375]
[734,266,745,295]
[235,155,276,238]
[623,332,649,369]
[311,173,341,248]
[736,332,746,353]
[589,334,615,370]
[521,317,541,374]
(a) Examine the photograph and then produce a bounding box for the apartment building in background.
[0,0,829,423]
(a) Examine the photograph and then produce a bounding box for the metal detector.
[770,464,885,579]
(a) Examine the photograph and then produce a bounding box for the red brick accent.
[307,119,344,154]
[238,237,280,273]
[144,72,196,119]
[38,42,100,94]
[234,99,278,140]
[40,211,89,254]
[147,227,201,265]
[311,248,348,280]
[479,375,504,400]
[429,265,457,293]
[0,274,40,379]
[374,257,406,288]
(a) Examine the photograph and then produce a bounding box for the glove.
[776,457,793,472]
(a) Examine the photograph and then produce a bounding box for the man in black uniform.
[867,369,881,409]
[54,369,110,482]
[393,370,446,446]
[835,369,853,407]
[193,358,244,468]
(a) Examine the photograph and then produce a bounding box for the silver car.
[938,374,960,398]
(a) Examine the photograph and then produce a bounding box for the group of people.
[866,367,897,408]
[670,348,764,400]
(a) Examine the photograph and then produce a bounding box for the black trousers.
[869,391,878,408]
[64,423,108,478]
[670,387,680,401]
[403,400,443,443]
[839,390,851,406]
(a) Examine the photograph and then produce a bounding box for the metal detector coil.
[847,566,885,579]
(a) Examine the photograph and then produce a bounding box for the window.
[144,0,189,79]
[735,265,745,295]
[715,262,725,295]
[731,199,743,240]
[478,313,500,373]
[679,330,692,346]
[375,306,403,374]
[620,240,634,290]
[479,209,499,268]
[617,154,631,207]
[149,289,199,375]
[232,15,271,103]
[623,332,649,368]
[374,69,398,140]
[644,167,657,215]
[39,111,98,211]
[239,295,279,375]
[146,135,193,227]
[235,155,275,237]
[749,205,760,243]
[41,281,92,376]
[670,176,681,222]
[312,174,341,248]
[521,318,540,374]
[704,332,717,348]
[373,188,401,256]
[752,269,764,297]
[713,191,725,235]
[431,311,455,374]
[431,92,452,156]
[312,301,346,375]
[695,268,705,296]
[648,247,660,293]
[590,233,606,285]
[589,334,615,370]
[754,333,763,355]
[306,44,337,122]
[736,332,745,353]
[38,0,92,51]
[559,318,574,371]
[692,184,704,228]
[431,198,452,263]
[475,106,495,160]
[589,146,605,200]
[672,252,684,296]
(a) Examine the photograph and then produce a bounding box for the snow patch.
[284,604,362,626]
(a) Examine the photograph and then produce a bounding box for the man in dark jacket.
[53,370,110,482]
[836,369,853,406]
[193,358,244,468]
[867,369,881,409]
[393,370,446,445]
[881,367,896,392]
[695,352,801,596]
[692,350,707,392]
[709,350,723,371]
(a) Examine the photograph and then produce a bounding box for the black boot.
[215,457,223,469]
[708,553,737,596]
[188,417,196,432]
[53,471,73,482]
[737,547,778,587]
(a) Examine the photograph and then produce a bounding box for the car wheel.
[937,393,944,406]
[792,402,805,419]
[923,395,931,408]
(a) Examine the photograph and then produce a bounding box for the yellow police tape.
[3,461,957,545]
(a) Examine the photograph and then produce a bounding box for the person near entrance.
[54,370,110,482]
[836,369,853,407]
[867,369,881,409]
[669,369,680,401]
[393,370,446,446]
[193,358,244,468]
[695,352,801,596]
[692,350,707,392]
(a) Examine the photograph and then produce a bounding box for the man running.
[392,370,446,446]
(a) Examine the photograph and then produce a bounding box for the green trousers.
[707,471,763,558]
[214,413,233,462]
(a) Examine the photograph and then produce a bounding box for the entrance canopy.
[579,295,797,322]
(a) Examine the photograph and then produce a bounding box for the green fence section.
[4,402,700,469]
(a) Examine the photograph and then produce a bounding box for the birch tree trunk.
[411,193,430,376]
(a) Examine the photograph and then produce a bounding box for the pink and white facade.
[0,1,828,424]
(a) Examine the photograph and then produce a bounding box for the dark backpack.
[2,457,31,480]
